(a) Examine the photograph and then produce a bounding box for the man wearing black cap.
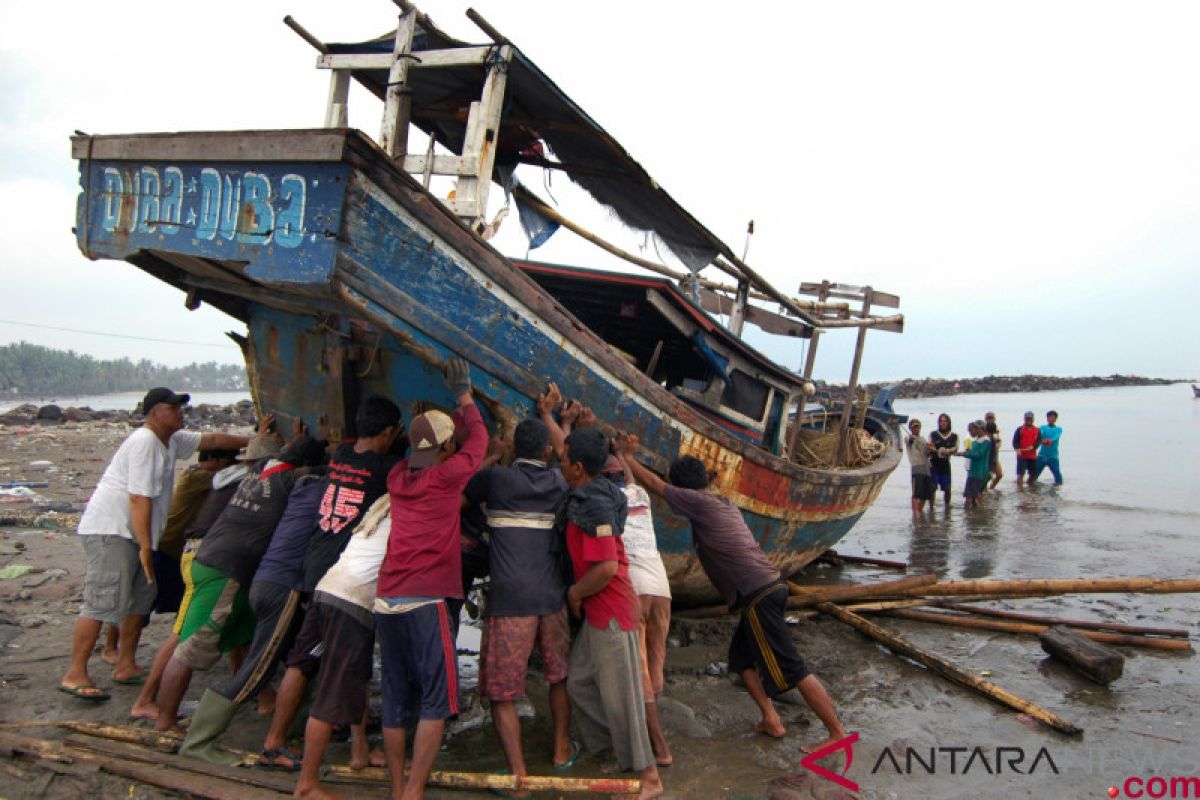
[59,388,250,702]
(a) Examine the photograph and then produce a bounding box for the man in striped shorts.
[615,438,849,755]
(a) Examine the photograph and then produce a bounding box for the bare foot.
[348,748,386,770]
[754,718,786,738]
[129,702,159,721]
[800,735,843,755]
[101,650,119,666]
[293,781,344,800]
[638,772,664,800]
[655,755,673,767]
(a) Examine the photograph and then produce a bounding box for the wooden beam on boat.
[402,153,470,176]
[318,46,495,72]
[465,7,510,45]
[324,69,351,128]
[799,282,901,309]
[282,15,329,54]
[698,289,812,339]
[380,7,417,159]
[833,288,873,467]
[71,131,350,163]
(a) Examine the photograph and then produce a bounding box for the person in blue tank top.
[1033,410,1063,485]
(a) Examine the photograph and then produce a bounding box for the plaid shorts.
[479,607,570,701]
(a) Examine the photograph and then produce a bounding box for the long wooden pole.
[676,574,937,619]
[897,577,1200,598]
[884,609,1192,651]
[938,603,1190,638]
[325,764,640,794]
[815,602,1083,735]
[819,550,908,571]
[786,574,937,607]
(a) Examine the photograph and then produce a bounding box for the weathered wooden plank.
[401,153,469,176]
[455,44,511,228]
[698,289,813,339]
[1039,625,1125,684]
[380,9,417,159]
[71,130,349,162]
[317,46,493,71]
[798,283,901,308]
[65,735,289,791]
[324,69,351,128]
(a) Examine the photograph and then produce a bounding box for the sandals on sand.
[257,746,302,772]
[58,684,111,702]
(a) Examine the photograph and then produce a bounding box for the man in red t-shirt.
[560,427,663,800]
[375,358,486,800]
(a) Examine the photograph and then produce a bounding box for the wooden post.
[452,44,511,229]
[833,287,872,467]
[380,8,417,159]
[790,281,828,457]
[420,133,436,189]
[728,279,750,337]
[324,69,350,128]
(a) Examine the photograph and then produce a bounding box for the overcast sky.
[1,0,1197,382]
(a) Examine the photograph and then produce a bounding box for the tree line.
[0,341,247,397]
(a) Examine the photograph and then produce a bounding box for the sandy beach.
[1,400,1197,799]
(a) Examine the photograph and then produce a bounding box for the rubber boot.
[178,688,241,765]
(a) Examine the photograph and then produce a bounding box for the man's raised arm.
[613,433,667,497]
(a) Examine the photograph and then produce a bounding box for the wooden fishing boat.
[70,3,905,606]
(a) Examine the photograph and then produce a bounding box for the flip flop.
[553,739,582,771]
[58,684,111,702]
[257,746,302,772]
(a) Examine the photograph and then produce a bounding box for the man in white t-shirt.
[59,387,250,701]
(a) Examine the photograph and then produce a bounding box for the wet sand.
[2,414,1197,799]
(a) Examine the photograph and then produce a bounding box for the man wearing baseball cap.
[375,357,487,800]
[59,388,251,701]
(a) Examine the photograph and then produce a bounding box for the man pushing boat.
[613,434,849,754]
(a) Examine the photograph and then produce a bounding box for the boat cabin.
[517,260,805,453]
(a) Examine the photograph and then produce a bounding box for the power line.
[0,319,234,349]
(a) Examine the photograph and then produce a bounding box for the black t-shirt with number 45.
[302,443,399,592]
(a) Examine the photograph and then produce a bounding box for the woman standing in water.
[928,413,958,508]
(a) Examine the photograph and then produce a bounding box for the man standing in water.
[928,414,958,508]
[614,435,848,756]
[1011,411,1041,485]
[904,419,935,513]
[1033,410,1064,485]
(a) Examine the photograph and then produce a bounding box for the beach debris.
[815,601,1083,735]
[21,568,67,588]
[881,608,1191,651]
[894,577,1200,599]
[1039,625,1125,684]
[324,763,642,795]
[937,602,1190,638]
[0,565,35,581]
[818,549,908,571]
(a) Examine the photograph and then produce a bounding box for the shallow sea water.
[819,384,1200,799]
